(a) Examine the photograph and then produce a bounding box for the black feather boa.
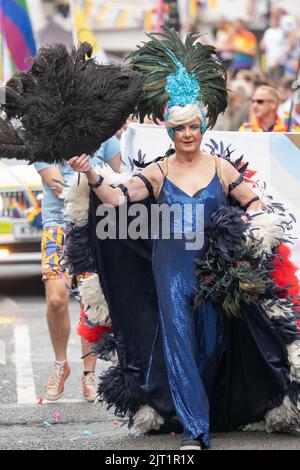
[98,365,144,419]
[63,222,96,275]
[194,205,279,317]
[93,332,116,362]
[1,42,143,163]
[204,205,247,262]
[270,316,299,345]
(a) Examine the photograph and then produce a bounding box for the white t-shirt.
[262,27,287,68]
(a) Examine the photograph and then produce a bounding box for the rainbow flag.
[0,0,36,71]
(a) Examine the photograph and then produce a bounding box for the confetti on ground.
[37,398,43,405]
[169,432,176,437]
[54,412,61,423]
[43,421,52,428]
[84,430,93,436]
[112,421,121,428]
[93,398,100,405]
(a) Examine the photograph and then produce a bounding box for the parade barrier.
[122,125,300,265]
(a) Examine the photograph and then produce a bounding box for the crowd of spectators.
[212,5,300,132]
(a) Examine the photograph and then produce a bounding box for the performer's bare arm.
[220,158,266,213]
[69,154,163,206]
[39,152,122,199]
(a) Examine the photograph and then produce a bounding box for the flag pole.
[69,0,78,47]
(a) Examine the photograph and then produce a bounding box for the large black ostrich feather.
[0,42,143,163]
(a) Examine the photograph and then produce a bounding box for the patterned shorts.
[41,226,92,283]
[41,226,71,281]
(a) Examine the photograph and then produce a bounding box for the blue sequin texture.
[165,60,200,109]
[164,60,207,135]
[151,169,227,447]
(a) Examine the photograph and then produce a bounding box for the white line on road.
[43,399,85,404]
[14,324,37,404]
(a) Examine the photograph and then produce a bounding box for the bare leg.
[80,303,98,401]
[82,337,97,372]
[45,279,71,361]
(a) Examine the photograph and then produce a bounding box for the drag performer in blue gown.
[67,30,300,450]
[6,28,299,450]
[151,157,227,447]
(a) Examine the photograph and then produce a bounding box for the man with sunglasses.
[239,85,287,132]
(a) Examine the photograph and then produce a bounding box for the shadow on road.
[0,265,44,296]
[1,276,44,296]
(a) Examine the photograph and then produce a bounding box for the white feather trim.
[246,211,286,256]
[133,405,164,434]
[108,350,119,366]
[242,421,266,432]
[62,165,132,227]
[78,274,111,326]
[263,299,295,319]
[62,173,90,227]
[287,341,300,383]
[95,164,132,186]
[265,395,300,433]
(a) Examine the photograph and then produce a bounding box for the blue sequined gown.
[152,171,227,447]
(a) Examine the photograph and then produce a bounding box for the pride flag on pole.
[74,4,108,63]
[0,0,36,71]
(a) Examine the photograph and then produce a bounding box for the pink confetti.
[37,398,43,405]
[112,421,121,428]
[54,411,61,423]
[169,432,176,437]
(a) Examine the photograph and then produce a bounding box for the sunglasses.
[251,99,274,105]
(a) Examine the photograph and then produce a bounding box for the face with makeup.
[171,118,203,155]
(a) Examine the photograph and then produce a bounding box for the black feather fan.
[1,42,143,163]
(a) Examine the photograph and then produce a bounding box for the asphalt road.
[0,265,300,451]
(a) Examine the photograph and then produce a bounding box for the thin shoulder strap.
[214,155,228,196]
[156,157,169,198]
[156,161,164,175]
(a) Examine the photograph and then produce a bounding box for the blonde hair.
[165,103,204,129]
[254,85,281,106]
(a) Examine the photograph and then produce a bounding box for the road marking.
[43,399,85,404]
[0,317,18,324]
[14,324,37,404]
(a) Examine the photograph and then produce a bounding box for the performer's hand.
[69,154,91,173]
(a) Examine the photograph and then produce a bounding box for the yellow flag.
[96,3,111,23]
[75,5,100,52]
[83,0,93,19]
[189,0,198,21]
[208,0,217,9]
[144,9,153,32]
[115,9,130,28]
